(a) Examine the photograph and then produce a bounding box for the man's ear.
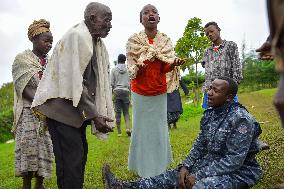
[158,16,160,22]
[226,94,233,102]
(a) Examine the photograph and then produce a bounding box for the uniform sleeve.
[230,42,243,84]
[195,116,254,180]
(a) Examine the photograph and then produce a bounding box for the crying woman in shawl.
[12,19,53,189]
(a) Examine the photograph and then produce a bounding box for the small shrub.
[0,82,14,112]
[182,74,205,87]
[180,103,204,121]
[0,109,14,143]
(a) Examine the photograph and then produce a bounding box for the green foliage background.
[175,17,210,71]
[240,57,279,92]
[182,70,205,87]
[175,17,210,105]
[0,82,14,143]
[0,82,14,111]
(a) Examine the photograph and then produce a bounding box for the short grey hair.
[84,2,108,20]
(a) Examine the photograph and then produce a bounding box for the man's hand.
[178,166,190,189]
[172,58,186,67]
[185,175,196,189]
[93,116,114,133]
[256,41,274,60]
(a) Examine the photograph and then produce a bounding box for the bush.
[180,103,204,121]
[0,109,14,143]
[0,82,14,112]
[182,73,205,88]
[0,82,14,143]
[241,57,279,92]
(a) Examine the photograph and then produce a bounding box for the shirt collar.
[208,100,235,113]
[209,40,227,50]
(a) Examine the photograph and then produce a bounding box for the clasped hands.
[178,166,196,189]
[93,115,114,133]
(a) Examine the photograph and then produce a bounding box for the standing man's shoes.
[126,129,131,137]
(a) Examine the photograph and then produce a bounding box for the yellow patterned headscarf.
[27,19,50,41]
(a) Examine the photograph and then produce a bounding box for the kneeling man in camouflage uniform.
[103,76,262,189]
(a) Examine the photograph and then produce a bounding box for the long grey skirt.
[128,92,172,178]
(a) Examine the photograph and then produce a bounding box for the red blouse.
[131,39,173,96]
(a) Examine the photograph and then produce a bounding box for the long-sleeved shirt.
[182,102,262,186]
[202,40,243,92]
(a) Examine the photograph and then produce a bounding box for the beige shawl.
[31,21,115,135]
[126,30,180,92]
[12,49,44,132]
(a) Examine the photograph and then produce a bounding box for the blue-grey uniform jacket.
[182,102,262,186]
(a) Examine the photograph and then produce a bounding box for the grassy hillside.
[0,88,283,188]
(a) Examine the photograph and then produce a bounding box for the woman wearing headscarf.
[12,19,53,189]
[126,4,185,178]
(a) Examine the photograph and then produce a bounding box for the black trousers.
[47,118,88,189]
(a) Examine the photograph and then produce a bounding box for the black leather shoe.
[126,129,131,137]
[102,164,123,189]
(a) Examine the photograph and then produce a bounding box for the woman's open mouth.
[208,97,213,103]
[148,17,156,23]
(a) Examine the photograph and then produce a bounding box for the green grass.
[0,88,283,188]
[238,89,284,189]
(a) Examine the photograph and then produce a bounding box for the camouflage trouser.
[125,169,179,189]
[125,168,246,189]
[193,175,235,189]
